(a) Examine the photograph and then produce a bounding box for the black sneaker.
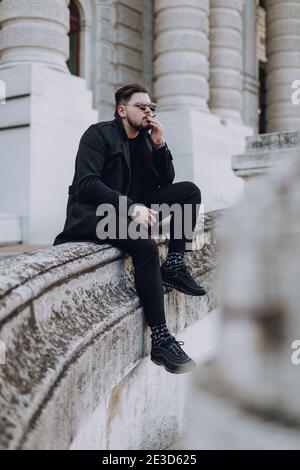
[161,262,207,296]
[151,335,196,374]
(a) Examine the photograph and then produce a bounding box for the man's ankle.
[150,322,172,346]
[163,251,185,271]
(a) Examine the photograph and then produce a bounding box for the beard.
[127,115,151,132]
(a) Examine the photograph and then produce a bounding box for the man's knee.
[178,181,201,203]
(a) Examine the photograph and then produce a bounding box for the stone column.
[0,0,70,72]
[266,0,300,132]
[0,0,98,244]
[243,0,259,131]
[209,0,244,121]
[153,0,209,110]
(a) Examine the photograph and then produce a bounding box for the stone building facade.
[1,0,300,450]
[0,0,299,244]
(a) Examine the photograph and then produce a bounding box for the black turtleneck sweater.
[127,133,145,203]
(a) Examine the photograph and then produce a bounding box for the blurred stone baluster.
[181,135,300,450]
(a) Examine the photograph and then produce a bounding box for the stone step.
[0,213,22,246]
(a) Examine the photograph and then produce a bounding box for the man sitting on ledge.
[54,83,206,374]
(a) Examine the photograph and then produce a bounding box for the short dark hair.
[114,83,149,117]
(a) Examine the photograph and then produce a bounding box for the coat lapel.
[121,140,131,193]
[113,117,131,172]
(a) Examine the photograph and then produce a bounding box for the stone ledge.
[232,131,300,180]
[245,131,300,152]
[0,211,221,449]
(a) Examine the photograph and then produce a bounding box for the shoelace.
[178,264,193,276]
[161,336,188,359]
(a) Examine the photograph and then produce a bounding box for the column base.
[0,213,22,245]
[157,109,253,212]
[0,63,98,244]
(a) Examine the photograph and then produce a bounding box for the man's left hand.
[147,116,164,147]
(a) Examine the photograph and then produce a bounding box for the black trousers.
[107,181,201,327]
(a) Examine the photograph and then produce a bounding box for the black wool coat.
[53,116,175,245]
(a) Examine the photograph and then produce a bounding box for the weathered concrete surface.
[0,211,220,449]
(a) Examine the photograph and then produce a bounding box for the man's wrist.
[153,140,166,150]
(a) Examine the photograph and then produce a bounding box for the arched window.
[67,0,81,76]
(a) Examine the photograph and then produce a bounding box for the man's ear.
[117,104,126,118]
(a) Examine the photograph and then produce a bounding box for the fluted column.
[153,0,209,110]
[243,0,259,130]
[266,0,300,132]
[209,0,244,121]
[0,0,70,72]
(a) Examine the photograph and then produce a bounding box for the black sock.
[151,322,172,346]
[164,251,185,271]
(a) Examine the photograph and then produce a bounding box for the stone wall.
[0,211,220,450]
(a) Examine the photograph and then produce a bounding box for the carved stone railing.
[0,211,221,450]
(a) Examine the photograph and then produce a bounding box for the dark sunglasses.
[125,102,157,112]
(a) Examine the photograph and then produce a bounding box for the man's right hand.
[130,204,158,228]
